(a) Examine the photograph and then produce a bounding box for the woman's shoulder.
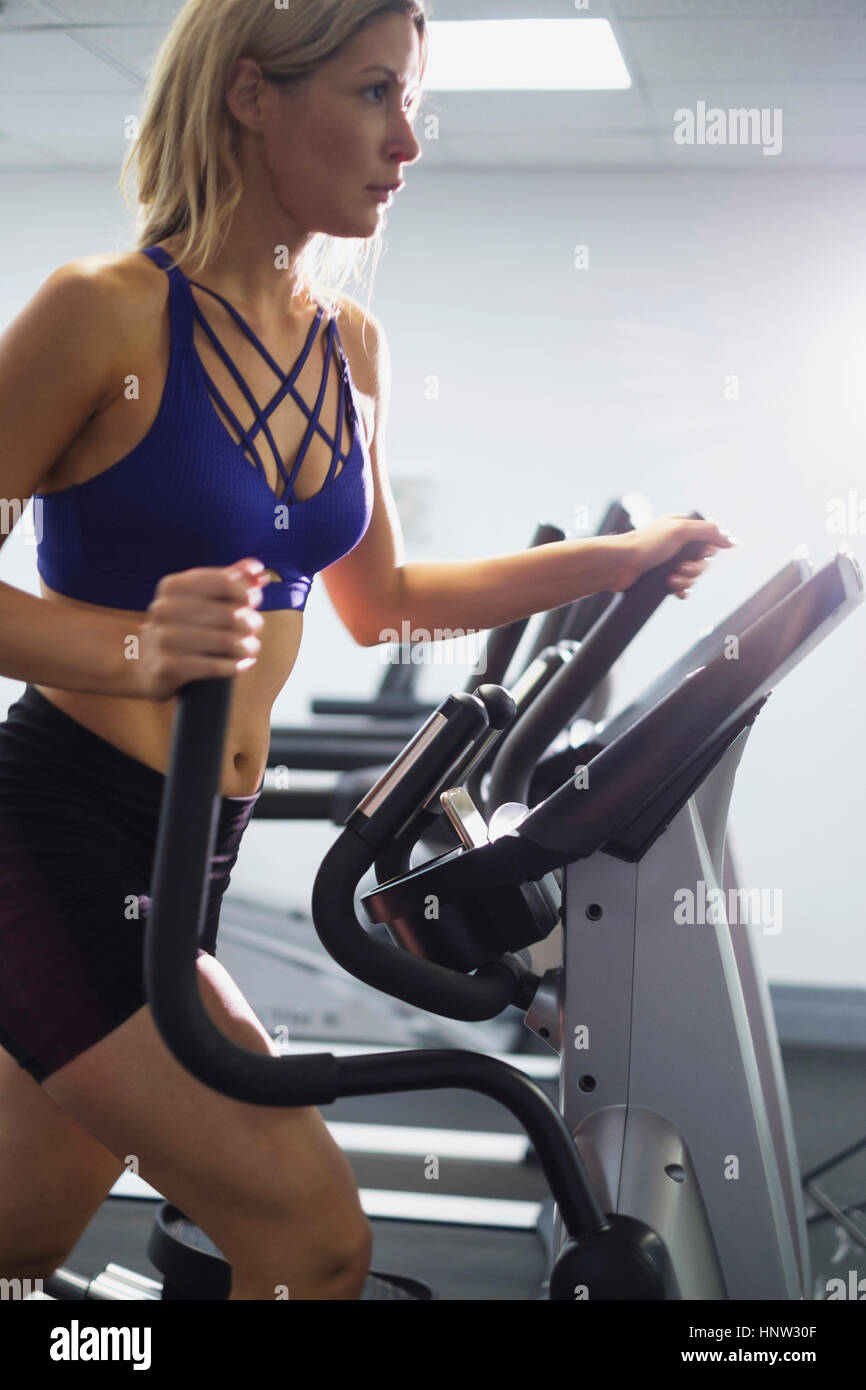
[327,290,386,398]
[49,246,161,305]
[43,248,166,385]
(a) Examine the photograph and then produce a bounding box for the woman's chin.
[320,210,383,239]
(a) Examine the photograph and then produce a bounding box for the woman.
[0,0,732,1300]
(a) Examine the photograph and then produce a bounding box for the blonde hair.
[119,0,429,321]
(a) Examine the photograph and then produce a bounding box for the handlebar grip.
[623,510,708,611]
[473,683,517,730]
[348,686,515,853]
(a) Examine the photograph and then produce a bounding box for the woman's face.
[233,12,424,238]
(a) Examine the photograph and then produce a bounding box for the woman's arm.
[0,262,148,693]
[364,536,631,645]
[0,582,143,694]
[322,314,732,647]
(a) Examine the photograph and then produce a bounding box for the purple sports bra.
[35,245,374,612]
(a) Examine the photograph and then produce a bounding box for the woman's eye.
[363,84,418,116]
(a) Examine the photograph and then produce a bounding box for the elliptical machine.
[131,541,862,1300]
[42,541,863,1299]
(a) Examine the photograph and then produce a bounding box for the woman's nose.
[394,114,423,165]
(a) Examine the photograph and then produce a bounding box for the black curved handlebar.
[143,680,539,1108]
[521,494,652,665]
[485,514,709,809]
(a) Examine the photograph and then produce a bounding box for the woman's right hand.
[134,558,268,701]
[617,516,737,598]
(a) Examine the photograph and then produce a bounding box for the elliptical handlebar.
[375,642,579,884]
[485,513,709,810]
[521,493,653,665]
[143,679,541,1109]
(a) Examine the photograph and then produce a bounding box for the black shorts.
[0,684,262,1084]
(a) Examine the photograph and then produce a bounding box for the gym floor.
[56,1040,866,1301]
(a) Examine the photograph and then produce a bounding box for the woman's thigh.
[38,954,368,1282]
[0,690,366,1291]
[0,1042,124,1275]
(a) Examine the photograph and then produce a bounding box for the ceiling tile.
[79,24,168,78]
[620,17,866,81]
[422,87,649,137]
[656,133,864,167]
[0,0,179,23]
[0,0,50,27]
[419,127,665,168]
[1,0,864,170]
[0,30,140,90]
[611,1,866,15]
[646,80,866,130]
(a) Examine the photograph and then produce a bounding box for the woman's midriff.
[35,582,302,798]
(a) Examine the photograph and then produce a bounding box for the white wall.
[1,166,863,987]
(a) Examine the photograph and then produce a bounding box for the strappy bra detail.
[34,245,374,613]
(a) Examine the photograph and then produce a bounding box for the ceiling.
[0,0,864,170]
